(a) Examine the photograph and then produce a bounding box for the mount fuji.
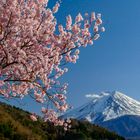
[62,91,140,139]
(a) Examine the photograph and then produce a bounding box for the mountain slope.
[62,91,140,139]
[62,91,140,123]
[0,102,124,140]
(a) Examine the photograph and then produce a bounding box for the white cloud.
[85,94,100,98]
[85,92,110,99]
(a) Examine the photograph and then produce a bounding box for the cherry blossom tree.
[0,0,105,129]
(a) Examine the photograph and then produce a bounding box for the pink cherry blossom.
[30,114,37,121]
[94,34,100,40]
[94,25,99,32]
[66,15,72,30]
[53,2,60,13]
[0,0,105,127]
[75,13,83,23]
[101,27,105,32]
[96,18,102,25]
[91,12,96,21]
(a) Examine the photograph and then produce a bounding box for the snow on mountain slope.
[62,91,140,123]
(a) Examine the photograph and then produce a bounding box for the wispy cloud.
[85,94,100,98]
[85,92,110,99]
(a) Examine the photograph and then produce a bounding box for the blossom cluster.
[0,0,105,127]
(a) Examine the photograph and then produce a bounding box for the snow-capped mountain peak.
[62,91,140,123]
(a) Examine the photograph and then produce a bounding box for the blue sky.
[3,0,140,114]
[56,0,140,108]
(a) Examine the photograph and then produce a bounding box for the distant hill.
[100,115,140,140]
[0,102,124,140]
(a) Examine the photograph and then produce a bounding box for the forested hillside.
[0,102,125,140]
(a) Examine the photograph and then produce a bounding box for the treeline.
[0,102,125,140]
